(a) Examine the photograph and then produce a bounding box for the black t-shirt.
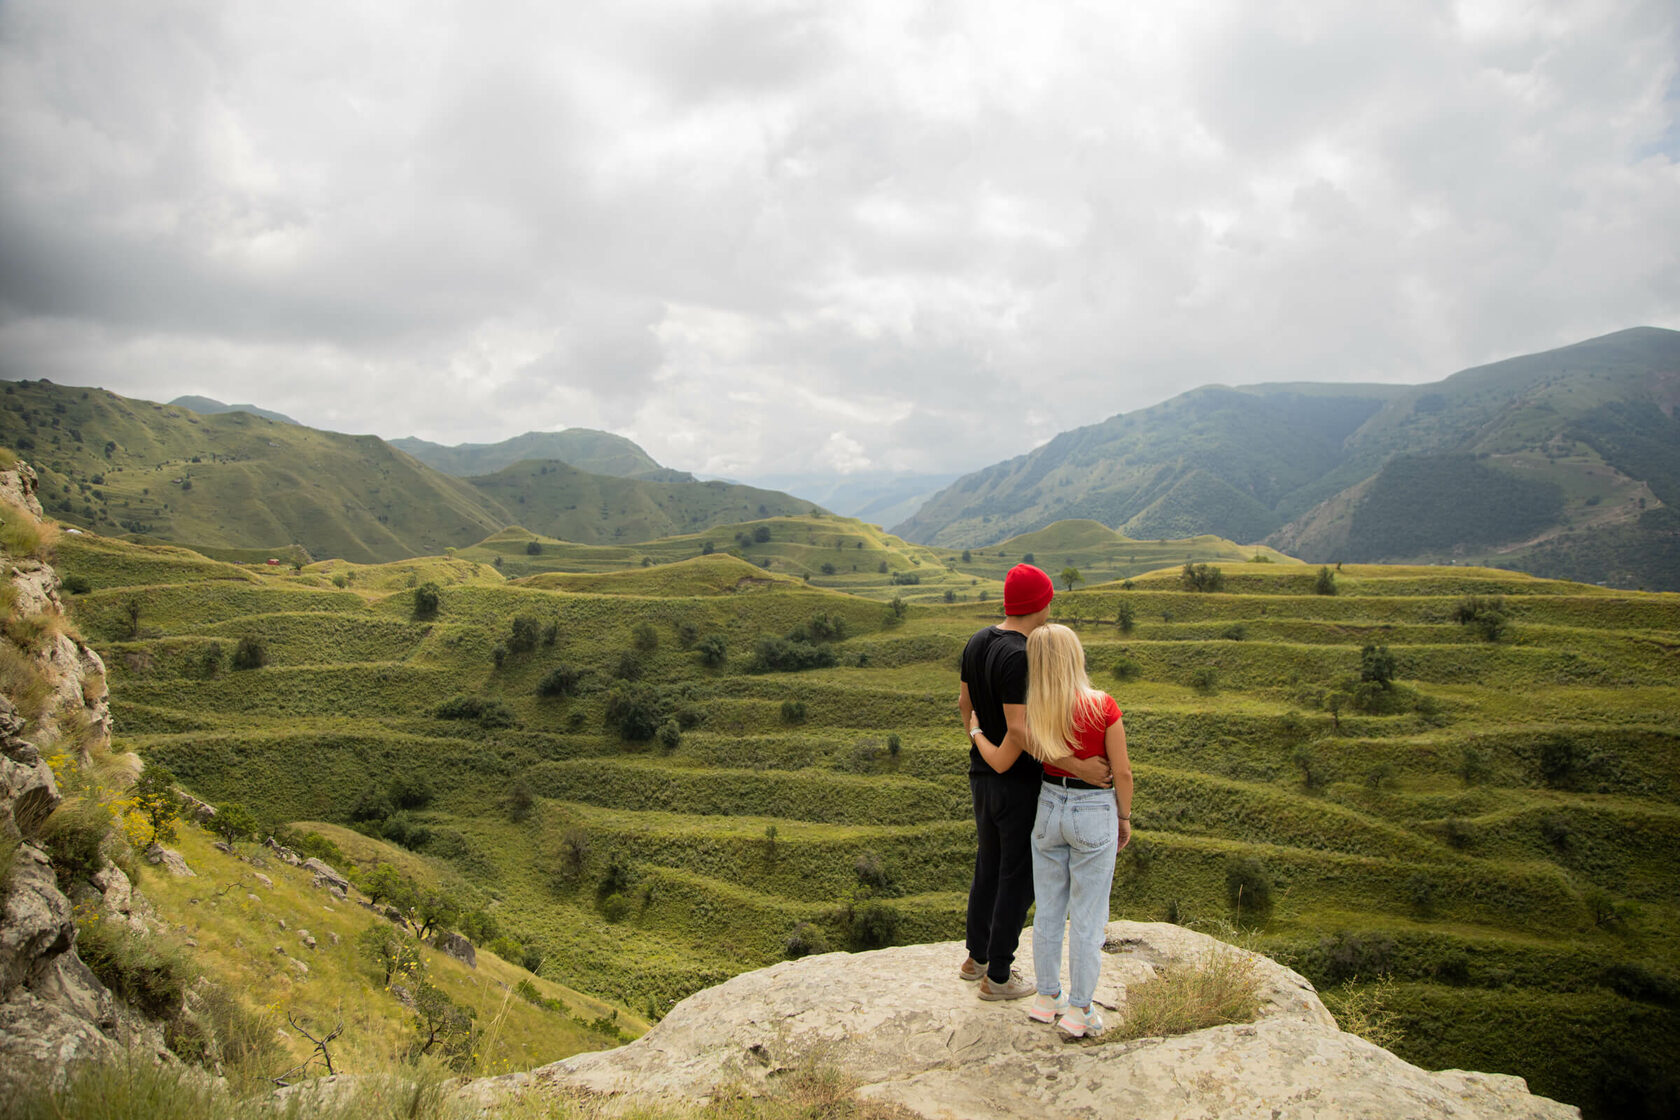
[959,625,1042,784]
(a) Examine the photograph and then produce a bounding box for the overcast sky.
[1,1,1676,480]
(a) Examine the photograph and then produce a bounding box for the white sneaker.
[1028,992,1069,1023]
[1057,1005,1105,1039]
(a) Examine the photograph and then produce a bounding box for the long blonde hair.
[1024,623,1106,762]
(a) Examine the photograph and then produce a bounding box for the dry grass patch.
[1101,948,1264,1043]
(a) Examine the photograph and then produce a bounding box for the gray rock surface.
[429,930,477,969]
[145,843,196,878]
[302,857,349,894]
[493,922,1575,1120]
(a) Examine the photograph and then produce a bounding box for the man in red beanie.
[956,563,1111,999]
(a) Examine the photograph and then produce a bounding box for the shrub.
[434,695,517,729]
[695,634,727,667]
[780,699,807,724]
[1116,601,1135,632]
[676,621,699,649]
[886,733,902,757]
[613,650,645,680]
[854,850,893,891]
[525,540,542,555]
[605,684,664,740]
[1314,566,1337,595]
[848,900,899,948]
[1452,595,1508,641]
[1323,974,1404,1052]
[1111,656,1141,682]
[1221,623,1246,641]
[1458,746,1490,786]
[752,637,835,672]
[42,799,111,889]
[1179,562,1225,592]
[752,525,772,543]
[537,665,581,698]
[631,622,658,652]
[1225,856,1273,922]
[210,803,259,847]
[413,582,440,619]
[507,615,541,654]
[1313,932,1397,985]
[1189,667,1219,694]
[657,719,681,752]
[1358,644,1396,688]
[1441,817,1473,849]
[1407,874,1436,918]
[131,765,181,846]
[1291,747,1328,791]
[890,570,921,585]
[785,922,830,959]
[229,636,267,671]
[60,573,92,595]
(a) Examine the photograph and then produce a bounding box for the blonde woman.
[975,623,1132,1037]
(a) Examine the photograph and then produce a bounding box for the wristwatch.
[968,726,983,739]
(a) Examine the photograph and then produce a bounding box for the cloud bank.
[1,0,1676,478]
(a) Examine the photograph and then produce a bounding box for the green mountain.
[168,395,300,425]
[897,327,1680,590]
[393,429,682,480]
[461,460,814,546]
[0,380,815,563]
[49,521,1680,1120]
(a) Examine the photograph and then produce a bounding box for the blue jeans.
[1031,783,1118,1009]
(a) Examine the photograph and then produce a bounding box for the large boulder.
[484,922,1576,1120]
[428,930,476,969]
[301,858,349,895]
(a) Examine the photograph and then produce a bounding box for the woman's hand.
[1117,816,1132,851]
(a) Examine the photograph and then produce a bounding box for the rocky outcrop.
[0,460,43,517]
[480,922,1575,1120]
[428,930,476,969]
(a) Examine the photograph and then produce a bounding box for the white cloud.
[0,0,1675,475]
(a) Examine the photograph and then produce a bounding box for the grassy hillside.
[49,522,1680,1119]
[0,381,819,564]
[462,460,815,546]
[392,429,671,479]
[898,327,1680,591]
[454,515,1283,605]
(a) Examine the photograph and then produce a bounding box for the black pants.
[966,773,1038,983]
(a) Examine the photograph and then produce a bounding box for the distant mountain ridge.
[896,327,1680,590]
[169,395,299,425]
[392,429,689,481]
[0,381,816,562]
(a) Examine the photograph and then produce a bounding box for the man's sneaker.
[1028,991,1069,1023]
[977,970,1035,1001]
[1057,1005,1105,1038]
[959,957,985,982]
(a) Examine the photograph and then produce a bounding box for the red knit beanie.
[1003,563,1054,616]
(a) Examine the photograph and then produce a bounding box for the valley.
[46,517,1680,1118]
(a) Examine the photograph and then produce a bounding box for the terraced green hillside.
[457,515,1286,605]
[52,529,1680,1119]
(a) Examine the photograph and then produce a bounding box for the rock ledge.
[483,921,1576,1120]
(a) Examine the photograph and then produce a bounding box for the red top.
[1042,692,1122,779]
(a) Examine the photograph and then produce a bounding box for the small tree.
[631,622,659,652]
[231,636,267,671]
[657,719,681,752]
[131,765,181,846]
[357,923,423,987]
[537,665,581,698]
[1314,566,1337,596]
[411,980,476,1065]
[1060,566,1082,591]
[1116,601,1135,633]
[525,540,542,555]
[695,635,727,667]
[752,525,771,543]
[123,599,142,638]
[1359,644,1397,689]
[503,780,534,823]
[413,582,441,619]
[1179,562,1225,592]
[508,615,542,654]
[211,802,259,848]
[1226,856,1273,923]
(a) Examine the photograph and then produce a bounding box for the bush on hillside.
[210,802,259,848]
[537,665,582,698]
[1359,644,1397,688]
[1180,562,1225,592]
[780,698,808,723]
[847,900,899,949]
[131,765,181,846]
[1452,595,1509,641]
[413,581,440,619]
[229,636,267,671]
[613,651,644,680]
[785,921,829,959]
[434,695,517,728]
[507,615,541,654]
[1116,601,1136,632]
[605,683,664,740]
[1111,656,1142,682]
[1225,856,1273,923]
[1315,566,1337,595]
[752,637,835,672]
[632,622,659,652]
[695,634,727,667]
[525,540,542,555]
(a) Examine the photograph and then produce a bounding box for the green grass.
[49,523,1680,1120]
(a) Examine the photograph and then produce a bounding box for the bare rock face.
[428,930,477,969]
[0,462,44,517]
[498,922,1576,1120]
[145,843,197,879]
[301,858,349,895]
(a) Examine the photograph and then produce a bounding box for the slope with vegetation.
[392,428,677,480]
[36,499,1680,1118]
[899,327,1680,590]
[0,381,815,564]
